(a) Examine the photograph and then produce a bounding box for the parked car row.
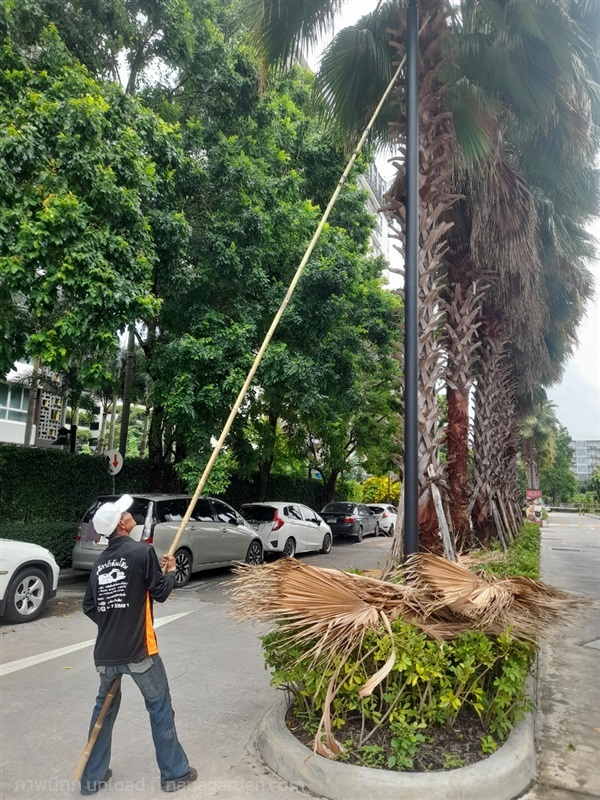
[1,494,399,624]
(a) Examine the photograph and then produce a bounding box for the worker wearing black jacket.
[80,494,197,796]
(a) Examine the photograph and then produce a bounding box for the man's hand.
[161,554,176,574]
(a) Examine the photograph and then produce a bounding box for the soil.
[286,704,494,772]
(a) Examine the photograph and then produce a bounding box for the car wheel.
[388,524,395,537]
[283,537,296,558]
[245,540,263,565]
[355,526,364,543]
[174,549,192,587]
[375,522,381,537]
[2,567,49,624]
[320,533,332,554]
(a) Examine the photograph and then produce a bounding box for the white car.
[239,502,333,557]
[366,503,398,537]
[0,539,60,623]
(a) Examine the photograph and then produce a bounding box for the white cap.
[92,495,134,539]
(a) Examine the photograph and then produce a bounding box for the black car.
[320,502,379,542]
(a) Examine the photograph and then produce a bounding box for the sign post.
[105,450,123,494]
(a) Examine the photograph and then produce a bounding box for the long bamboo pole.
[165,56,406,564]
[73,675,122,781]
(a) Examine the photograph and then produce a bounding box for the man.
[80,494,196,795]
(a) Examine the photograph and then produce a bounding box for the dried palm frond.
[229,555,590,758]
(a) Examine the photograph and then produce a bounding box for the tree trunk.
[322,470,340,506]
[119,326,135,457]
[23,359,40,447]
[149,405,165,491]
[138,410,151,458]
[96,401,109,454]
[257,412,278,501]
[107,395,118,451]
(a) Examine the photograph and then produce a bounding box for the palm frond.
[229,555,589,757]
[243,0,344,67]
[315,0,403,144]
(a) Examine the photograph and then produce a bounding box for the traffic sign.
[105,450,123,476]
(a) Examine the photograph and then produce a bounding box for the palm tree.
[245,0,600,556]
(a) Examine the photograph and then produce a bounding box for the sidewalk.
[522,514,600,799]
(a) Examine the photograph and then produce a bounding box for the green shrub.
[261,521,541,771]
[262,622,535,771]
[0,521,77,568]
[478,521,540,579]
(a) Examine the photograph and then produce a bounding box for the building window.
[0,383,28,423]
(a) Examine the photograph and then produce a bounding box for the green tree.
[539,426,577,506]
[589,469,600,505]
[144,61,400,493]
[0,28,188,374]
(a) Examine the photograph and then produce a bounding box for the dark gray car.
[320,502,379,542]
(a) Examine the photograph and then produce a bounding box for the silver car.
[72,494,263,586]
[239,502,333,557]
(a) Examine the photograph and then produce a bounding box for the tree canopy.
[0,28,188,375]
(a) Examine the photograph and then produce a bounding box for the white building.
[358,161,391,260]
[0,362,64,447]
[571,440,600,482]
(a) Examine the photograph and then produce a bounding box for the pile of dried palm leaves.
[229,554,588,757]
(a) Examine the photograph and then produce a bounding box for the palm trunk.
[384,3,458,562]
[471,320,518,545]
[444,274,484,549]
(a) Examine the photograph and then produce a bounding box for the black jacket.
[83,536,176,666]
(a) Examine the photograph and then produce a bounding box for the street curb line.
[256,695,536,800]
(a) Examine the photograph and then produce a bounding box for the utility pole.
[404,0,419,557]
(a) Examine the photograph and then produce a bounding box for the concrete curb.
[257,695,536,800]
[58,568,89,586]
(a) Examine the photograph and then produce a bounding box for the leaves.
[0,30,188,372]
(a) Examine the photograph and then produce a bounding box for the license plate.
[326,517,336,523]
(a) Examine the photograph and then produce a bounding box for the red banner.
[526,489,542,499]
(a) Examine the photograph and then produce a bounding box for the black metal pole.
[404,0,419,557]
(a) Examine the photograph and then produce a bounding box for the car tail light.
[75,528,81,541]
[382,511,389,518]
[271,510,285,531]
[343,516,355,523]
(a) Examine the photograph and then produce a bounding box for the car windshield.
[322,503,353,514]
[240,505,275,523]
[369,506,384,513]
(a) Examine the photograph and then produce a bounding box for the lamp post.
[404,0,419,557]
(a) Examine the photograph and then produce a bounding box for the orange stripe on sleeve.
[145,594,158,655]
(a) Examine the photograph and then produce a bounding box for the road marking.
[0,611,194,677]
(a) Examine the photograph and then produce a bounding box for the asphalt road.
[0,533,391,800]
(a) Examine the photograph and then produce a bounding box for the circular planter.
[256,695,536,800]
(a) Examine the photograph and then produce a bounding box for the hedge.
[0,521,78,568]
[0,443,357,562]
[0,443,157,523]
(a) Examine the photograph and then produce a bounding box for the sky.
[308,1,600,442]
